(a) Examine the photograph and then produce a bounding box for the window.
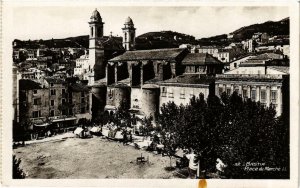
[50,83,54,87]
[33,90,37,94]
[81,107,86,114]
[50,110,55,117]
[81,98,85,103]
[226,88,231,96]
[62,98,66,104]
[251,90,256,101]
[260,90,266,103]
[50,89,56,96]
[108,90,114,99]
[180,89,185,99]
[243,89,248,98]
[234,88,239,94]
[33,98,41,105]
[168,88,174,98]
[234,63,237,68]
[218,87,223,96]
[50,100,54,106]
[69,109,73,115]
[81,91,85,97]
[32,111,41,118]
[62,110,67,116]
[162,87,167,97]
[271,90,277,103]
[62,89,66,94]
[190,90,194,98]
[270,103,277,109]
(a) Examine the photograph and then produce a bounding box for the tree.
[158,102,182,169]
[157,92,289,178]
[112,99,131,128]
[140,116,154,137]
[13,155,26,179]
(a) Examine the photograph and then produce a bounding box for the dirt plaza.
[13,135,179,179]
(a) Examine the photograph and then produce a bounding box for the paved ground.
[13,135,179,179]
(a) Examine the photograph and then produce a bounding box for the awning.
[90,127,101,133]
[34,123,50,127]
[74,127,83,135]
[104,105,117,111]
[52,117,77,122]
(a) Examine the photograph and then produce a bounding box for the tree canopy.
[157,92,289,178]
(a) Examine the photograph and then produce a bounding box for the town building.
[181,53,223,75]
[224,53,287,75]
[215,74,289,116]
[159,75,215,108]
[242,39,254,53]
[18,77,91,131]
[197,46,219,57]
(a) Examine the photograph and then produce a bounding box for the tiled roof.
[268,66,289,74]
[19,79,44,90]
[160,74,214,85]
[69,83,89,92]
[95,36,124,51]
[181,53,222,65]
[250,53,283,60]
[45,77,66,84]
[109,48,186,62]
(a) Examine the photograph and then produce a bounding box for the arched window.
[124,33,127,41]
[91,27,94,37]
[97,27,101,37]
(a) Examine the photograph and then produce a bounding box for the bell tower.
[89,9,105,81]
[122,17,136,51]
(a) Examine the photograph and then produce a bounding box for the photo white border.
[1,0,299,187]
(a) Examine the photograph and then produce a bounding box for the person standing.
[185,149,199,179]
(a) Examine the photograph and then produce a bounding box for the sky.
[12,6,289,40]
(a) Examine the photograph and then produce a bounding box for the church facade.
[88,9,224,120]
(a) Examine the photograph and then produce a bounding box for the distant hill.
[13,35,90,49]
[13,17,289,50]
[135,31,197,50]
[231,17,289,40]
[14,31,198,50]
[198,17,289,45]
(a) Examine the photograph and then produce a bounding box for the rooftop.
[109,48,187,62]
[268,66,289,74]
[69,83,89,92]
[95,36,124,51]
[45,77,66,84]
[250,53,283,60]
[19,79,44,90]
[160,74,214,85]
[181,53,222,65]
[215,74,286,82]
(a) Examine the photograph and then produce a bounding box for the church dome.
[90,9,102,21]
[125,17,133,25]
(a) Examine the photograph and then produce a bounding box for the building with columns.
[215,74,289,116]
[88,8,288,120]
[91,47,223,120]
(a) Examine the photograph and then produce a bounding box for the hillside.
[13,35,90,49]
[199,17,289,44]
[13,17,289,50]
[135,31,197,50]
